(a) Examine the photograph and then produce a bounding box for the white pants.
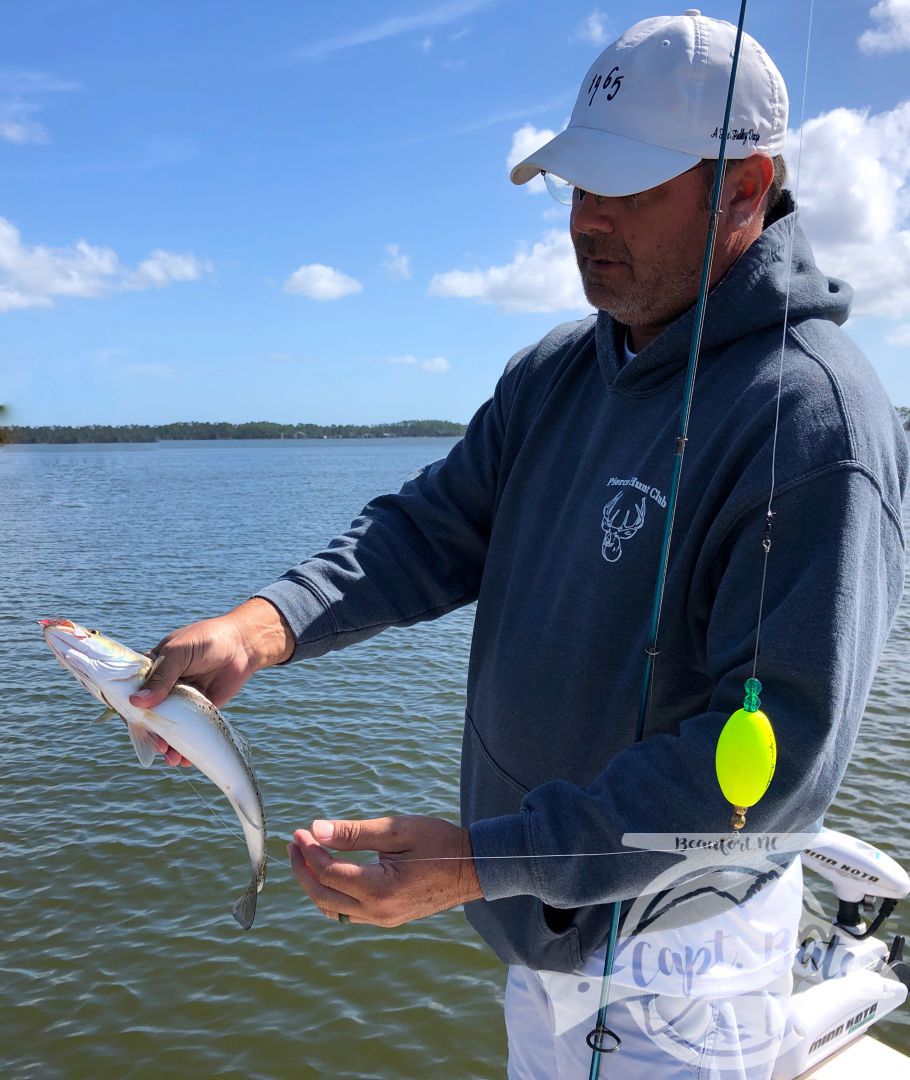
[505,962,792,1079]
[506,853,804,1077]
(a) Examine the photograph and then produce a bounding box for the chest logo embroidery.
[601,493,646,562]
[601,477,666,563]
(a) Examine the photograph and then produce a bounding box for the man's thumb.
[129,655,178,707]
[312,820,335,843]
[312,816,404,850]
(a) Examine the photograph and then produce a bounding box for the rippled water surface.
[2,438,908,1078]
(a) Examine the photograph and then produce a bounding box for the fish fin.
[126,721,158,768]
[138,655,163,689]
[235,797,266,833]
[94,707,119,722]
[233,877,259,930]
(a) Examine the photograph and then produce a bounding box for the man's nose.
[571,193,617,234]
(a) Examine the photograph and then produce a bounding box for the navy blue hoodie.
[258,199,908,972]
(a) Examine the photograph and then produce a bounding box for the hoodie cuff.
[253,579,338,662]
[469,811,538,901]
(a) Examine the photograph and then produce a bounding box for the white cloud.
[0,217,210,312]
[886,324,910,345]
[387,354,451,373]
[383,243,412,278]
[0,69,80,145]
[428,230,591,314]
[507,123,557,194]
[292,0,491,60]
[126,250,211,290]
[571,10,611,47]
[789,101,910,319]
[0,103,47,145]
[284,263,362,301]
[858,0,910,54]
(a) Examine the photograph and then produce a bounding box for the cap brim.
[510,125,702,197]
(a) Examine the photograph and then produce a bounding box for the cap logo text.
[711,126,761,145]
[587,66,624,106]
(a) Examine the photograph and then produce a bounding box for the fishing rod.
[585,1,774,1073]
[586,0,820,1066]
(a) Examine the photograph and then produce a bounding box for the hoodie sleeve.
[470,463,905,905]
[253,365,521,660]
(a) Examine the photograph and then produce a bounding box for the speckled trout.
[40,618,267,929]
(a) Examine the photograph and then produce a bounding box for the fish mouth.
[41,618,146,688]
[39,618,77,631]
[40,618,87,643]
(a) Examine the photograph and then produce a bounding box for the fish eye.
[88,628,99,635]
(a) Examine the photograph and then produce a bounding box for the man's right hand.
[128,597,295,766]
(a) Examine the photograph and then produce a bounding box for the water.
[1,438,908,1078]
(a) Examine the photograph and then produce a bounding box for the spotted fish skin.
[40,618,267,929]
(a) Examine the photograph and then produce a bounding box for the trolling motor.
[772,828,910,1079]
[802,828,910,943]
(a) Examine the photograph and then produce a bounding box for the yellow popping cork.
[715,678,776,830]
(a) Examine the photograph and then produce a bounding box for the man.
[133,11,907,1078]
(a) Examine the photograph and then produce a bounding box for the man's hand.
[128,597,294,766]
[288,815,483,926]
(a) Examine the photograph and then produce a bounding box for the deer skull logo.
[601,493,646,562]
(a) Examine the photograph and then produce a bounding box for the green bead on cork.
[715,678,777,830]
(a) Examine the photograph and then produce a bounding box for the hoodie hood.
[596,192,854,393]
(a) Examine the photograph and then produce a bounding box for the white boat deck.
[797,1035,909,1077]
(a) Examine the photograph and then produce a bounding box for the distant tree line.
[5,409,910,445]
[0,419,467,445]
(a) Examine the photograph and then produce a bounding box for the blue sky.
[2,0,909,426]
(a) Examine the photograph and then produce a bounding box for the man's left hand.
[287,814,483,926]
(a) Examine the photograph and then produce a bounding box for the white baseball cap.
[511,9,788,197]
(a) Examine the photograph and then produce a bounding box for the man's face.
[570,164,712,337]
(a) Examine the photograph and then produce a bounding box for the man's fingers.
[151,733,193,768]
[292,830,380,893]
[288,842,364,919]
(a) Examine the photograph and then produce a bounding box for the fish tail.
[233,877,259,930]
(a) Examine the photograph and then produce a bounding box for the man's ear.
[726,156,774,226]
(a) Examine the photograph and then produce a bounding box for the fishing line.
[172,753,742,869]
[751,0,816,680]
[172,767,285,867]
[588,4,752,1075]
[359,849,753,861]
[589,2,818,1073]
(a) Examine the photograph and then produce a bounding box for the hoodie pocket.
[461,711,583,972]
[462,709,529,804]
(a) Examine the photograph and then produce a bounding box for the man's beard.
[573,228,706,329]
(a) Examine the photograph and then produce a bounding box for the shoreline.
[0,421,467,446]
